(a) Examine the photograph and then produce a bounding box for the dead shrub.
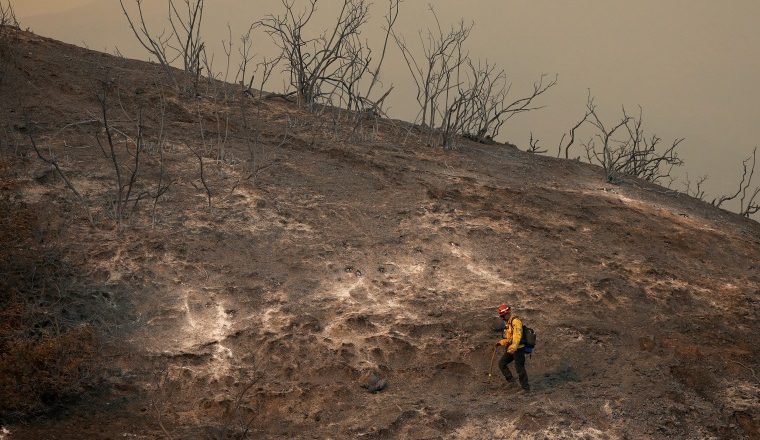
[0,1,20,87]
[0,326,98,419]
[0,1,18,29]
[0,197,103,421]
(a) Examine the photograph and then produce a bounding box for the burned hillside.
[0,27,759,439]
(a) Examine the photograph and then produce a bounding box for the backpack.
[520,324,537,353]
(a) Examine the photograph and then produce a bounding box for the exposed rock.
[359,370,388,393]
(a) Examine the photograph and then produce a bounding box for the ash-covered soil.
[1,29,759,439]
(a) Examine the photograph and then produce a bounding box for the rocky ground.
[1,28,759,439]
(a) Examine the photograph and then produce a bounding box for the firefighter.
[495,304,530,392]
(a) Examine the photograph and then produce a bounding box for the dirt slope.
[1,29,759,439]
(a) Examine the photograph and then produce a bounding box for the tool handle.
[488,344,497,380]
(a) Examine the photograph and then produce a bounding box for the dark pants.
[499,348,529,390]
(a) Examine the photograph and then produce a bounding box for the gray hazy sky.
[14,1,760,206]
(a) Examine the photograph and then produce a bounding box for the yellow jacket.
[498,316,524,353]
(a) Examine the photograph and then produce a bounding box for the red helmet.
[497,304,511,318]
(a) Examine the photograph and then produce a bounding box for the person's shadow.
[533,362,580,391]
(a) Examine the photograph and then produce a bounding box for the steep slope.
[1,29,759,439]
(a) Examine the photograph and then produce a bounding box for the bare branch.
[96,88,128,229]
[119,0,179,89]
[120,0,206,91]
[527,132,547,154]
[362,0,401,112]
[579,94,683,183]
[683,173,709,201]
[0,0,19,28]
[557,94,592,159]
[27,125,94,227]
[259,0,393,111]
[186,142,212,209]
[714,147,760,218]
[167,0,205,77]
[395,8,554,148]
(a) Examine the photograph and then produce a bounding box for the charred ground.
[1,29,759,439]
